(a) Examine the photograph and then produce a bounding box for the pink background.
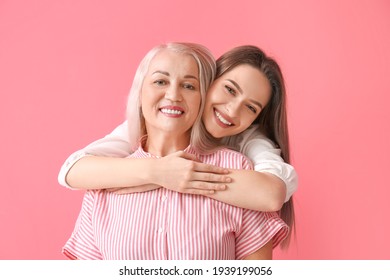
[1,0,389,259]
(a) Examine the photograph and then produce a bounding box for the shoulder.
[225,125,277,154]
[242,126,276,149]
[109,120,129,137]
[235,126,281,159]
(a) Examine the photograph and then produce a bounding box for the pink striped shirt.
[63,145,288,260]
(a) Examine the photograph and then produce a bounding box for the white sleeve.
[58,121,130,188]
[241,136,298,202]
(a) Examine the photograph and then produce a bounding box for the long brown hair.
[217,45,295,248]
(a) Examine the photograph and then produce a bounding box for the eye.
[183,83,196,90]
[225,85,236,96]
[246,104,257,114]
[154,80,167,86]
[154,79,167,86]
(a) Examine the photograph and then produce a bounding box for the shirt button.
[158,228,164,233]
[161,195,167,202]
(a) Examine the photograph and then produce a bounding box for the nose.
[225,101,240,117]
[164,85,182,102]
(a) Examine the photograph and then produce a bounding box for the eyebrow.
[226,79,264,109]
[152,71,199,81]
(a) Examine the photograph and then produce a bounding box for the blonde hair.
[126,42,217,152]
[217,45,295,249]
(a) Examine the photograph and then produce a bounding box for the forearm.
[66,156,160,190]
[208,169,286,211]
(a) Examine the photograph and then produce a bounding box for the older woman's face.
[141,50,201,140]
[202,64,271,138]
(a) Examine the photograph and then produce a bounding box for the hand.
[152,150,232,195]
[106,184,161,194]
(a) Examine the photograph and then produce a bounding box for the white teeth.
[161,108,183,115]
[215,111,232,126]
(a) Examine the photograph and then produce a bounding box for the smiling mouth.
[159,107,185,118]
[214,109,233,126]
[160,108,184,115]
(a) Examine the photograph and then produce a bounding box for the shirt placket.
[156,188,169,259]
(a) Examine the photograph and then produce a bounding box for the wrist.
[142,158,161,186]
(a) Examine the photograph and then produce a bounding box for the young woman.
[63,42,288,260]
[59,44,297,247]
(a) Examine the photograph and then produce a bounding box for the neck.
[144,130,191,157]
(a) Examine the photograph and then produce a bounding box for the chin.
[209,130,225,139]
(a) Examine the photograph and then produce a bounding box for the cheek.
[194,94,202,109]
[238,112,257,130]
[140,95,153,112]
[214,89,228,103]
[208,86,225,103]
[189,95,202,116]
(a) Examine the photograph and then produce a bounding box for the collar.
[134,135,197,158]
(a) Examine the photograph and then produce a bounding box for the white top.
[58,121,298,202]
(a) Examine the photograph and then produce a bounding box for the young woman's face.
[202,64,272,138]
[141,50,201,140]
